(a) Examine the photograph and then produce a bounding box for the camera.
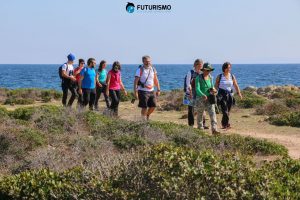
[138,81,145,88]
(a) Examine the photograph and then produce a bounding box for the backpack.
[58,63,67,80]
[183,70,195,92]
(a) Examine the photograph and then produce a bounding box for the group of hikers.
[59,54,160,120]
[60,54,242,135]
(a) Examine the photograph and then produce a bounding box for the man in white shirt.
[134,55,161,120]
[61,53,77,107]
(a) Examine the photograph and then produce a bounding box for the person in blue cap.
[61,53,77,107]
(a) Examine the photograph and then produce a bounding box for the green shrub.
[120,91,134,102]
[4,98,35,105]
[256,102,290,116]
[41,90,62,102]
[109,144,299,199]
[19,128,46,150]
[209,134,288,156]
[113,134,146,149]
[0,106,8,118]
[0,167,100,200]
[9,107,36,121]
[236,91,266,108]
[269,112,300,127]
[286,98,300,109]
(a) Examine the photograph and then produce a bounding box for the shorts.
[138,90,157,108]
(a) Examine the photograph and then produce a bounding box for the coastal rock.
[244,86,257,92]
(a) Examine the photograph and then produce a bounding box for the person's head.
[78,59,85,67]
[201,62,214,76]
[98,60,107,71]
[142,55,151,67]
[87,58,96,68]
[222,62,232,73]
[112,61,121,72]
[67,53,75,64]
[194,59,204,71]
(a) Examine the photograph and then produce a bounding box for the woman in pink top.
[106,61,127,116]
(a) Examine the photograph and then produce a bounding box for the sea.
[1,64,300,91]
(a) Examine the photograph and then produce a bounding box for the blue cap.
[67,53,75,61]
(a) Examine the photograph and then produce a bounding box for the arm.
[233,76,243,99]
[78,75,84,94]
[62,65,76,81]
[195,76,207,99]
[120,77,127,95]
[105,73,111,96]
[154,73,161,96]
[214,75,220,91]
[134,76,139,99]
[186,71,192,92]
[96,73,102,87]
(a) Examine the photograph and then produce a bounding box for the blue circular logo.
[126,2,135,13]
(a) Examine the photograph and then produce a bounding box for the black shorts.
[138,90,157,108]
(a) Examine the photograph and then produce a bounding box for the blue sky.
[0,0,299,64]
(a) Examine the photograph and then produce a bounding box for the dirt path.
[3,101,300,159]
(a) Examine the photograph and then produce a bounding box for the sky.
[0,0,299,64]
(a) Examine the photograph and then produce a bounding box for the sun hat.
[201,62,214,71]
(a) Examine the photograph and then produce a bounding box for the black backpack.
[183,70,195,92]
[58,63,67,80]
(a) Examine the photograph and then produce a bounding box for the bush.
[120,91,134,102]
[19,128,46,150]
[0,167,100,199]
[109,144,300,199]
[9,107,36,121]
[113,134,146,149]
[269,112,300,127]
[0,106,8,118]
[286,98,300,109]
[4,98,35,105]
[256,102,290,116]
[236,91,266,108]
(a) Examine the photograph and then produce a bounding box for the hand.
[202,95,208,101]
[134,91,138,99]
[78,89,82,95]
[70,76,76,82]
[156,91,161,97]
[124,90,128,96]
[239,93,243,100]
[97,82,102,88]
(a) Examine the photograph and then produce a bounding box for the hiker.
[94,60,110,110]
[185,59,209,128]
[78,58,97,110]
[73,59,85,106]
[134,55,161,121]
[61,53,77,107]
[215,62,243,129]
[105,61,127,116]
[195,63,220,135]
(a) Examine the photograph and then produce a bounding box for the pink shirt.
[108,70,121,90]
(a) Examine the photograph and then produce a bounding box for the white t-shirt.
[135,66,156,92]
[62,63,74,76]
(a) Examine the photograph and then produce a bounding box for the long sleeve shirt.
[195,75,213,97]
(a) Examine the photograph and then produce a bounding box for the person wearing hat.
[61,53,77,107]
[215,62,243,129]
[195,62,220,135]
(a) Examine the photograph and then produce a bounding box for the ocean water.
[0,64,300,91]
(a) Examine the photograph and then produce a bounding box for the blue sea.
[1,64,300,91]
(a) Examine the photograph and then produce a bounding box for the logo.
[126,2,135,13]
[125,2,171,14]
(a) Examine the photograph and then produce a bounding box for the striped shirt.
[219,73,234,92]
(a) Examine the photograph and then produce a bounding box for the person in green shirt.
[195,63,220,135]
[95,60,110,110]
